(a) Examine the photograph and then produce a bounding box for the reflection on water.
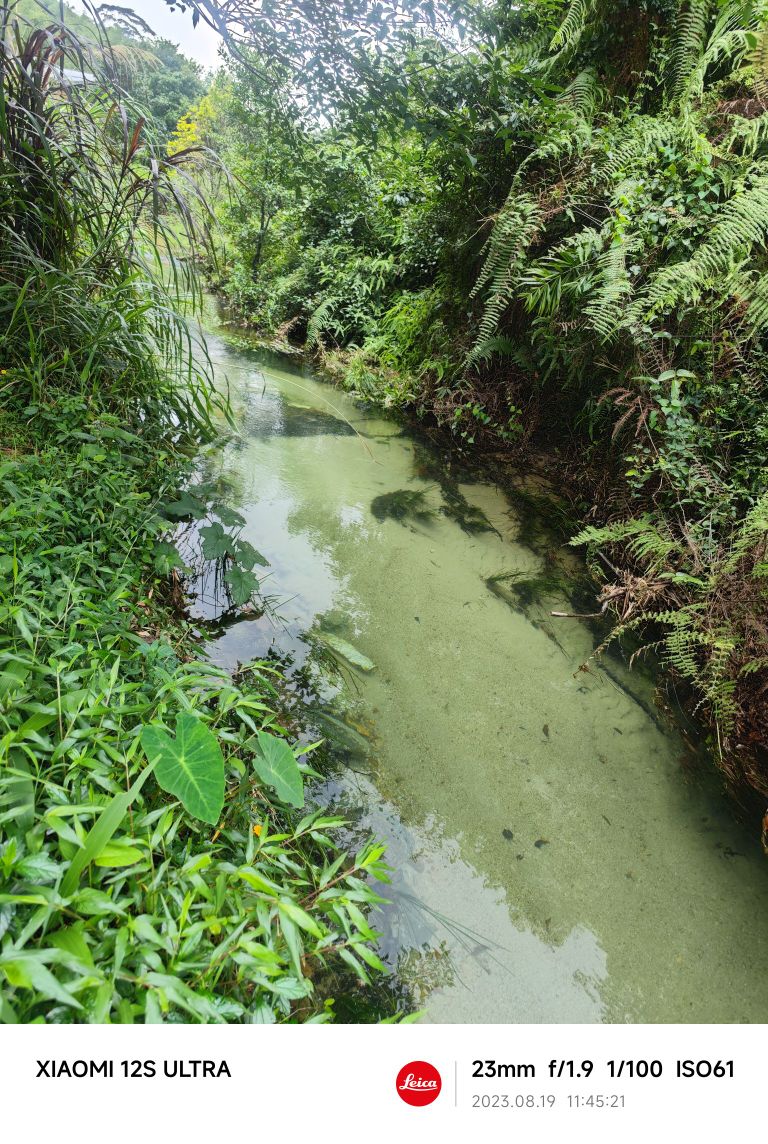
[195,322,768,1024]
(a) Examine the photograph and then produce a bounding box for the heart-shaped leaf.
[199,522,235,560]
[153,540,185,575]
[141,714,225,825]
[225,565,259,605]
[252,731,304,808]
[161,492,207,519]
[233,539,269,569]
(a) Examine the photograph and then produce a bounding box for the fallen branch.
[550,610,603,619]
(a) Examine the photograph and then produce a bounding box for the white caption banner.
[0,1023,759,1142]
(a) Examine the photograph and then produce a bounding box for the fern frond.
[668,0,713,103]
[721,111,768,157]
[550,0,596,51]
[721,492,768,572]
[519,228,603,317]
[570,515,681,573]
[631,172,768,319]
[740,269,768,333]
[558,68,601,117]
[585,221,641,341]
[464,336,531,369]
[467,193,542,366]
[749,16,768,100]
[306,296,338,351]
[681,1,754,103]
[593,116,678,180]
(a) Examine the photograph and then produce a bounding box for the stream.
[190,312,768,1024]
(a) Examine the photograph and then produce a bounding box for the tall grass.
[0,0,215,434]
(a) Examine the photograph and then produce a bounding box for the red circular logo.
[395,1061,442,1107]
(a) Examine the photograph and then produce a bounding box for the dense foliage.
[183,0,768,801]
[15,2,206,143]
[0,0,388,1023]
[4,0,768,1023]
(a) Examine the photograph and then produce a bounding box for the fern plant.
[467,193,542,367]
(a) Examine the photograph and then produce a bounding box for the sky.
[73,1,225,70]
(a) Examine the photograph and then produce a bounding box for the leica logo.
[399,1073,438,1091]
[395,1061,442,1106]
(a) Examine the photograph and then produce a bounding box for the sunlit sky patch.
[72,0,224,70]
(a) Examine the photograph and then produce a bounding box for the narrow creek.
[189,312,768,1024]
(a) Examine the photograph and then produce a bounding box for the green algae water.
[195,316,768,1024]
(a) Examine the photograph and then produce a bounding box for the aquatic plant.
[370,488,434,525]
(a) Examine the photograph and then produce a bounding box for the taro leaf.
[233,539,269,569]
[161,491,207,518]
[252,731,304,808]
[200,522,236,560]
[140,713,225,825]
[225,566,260,605]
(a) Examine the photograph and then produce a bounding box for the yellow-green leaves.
[141,713,225,825]
[0,953,83,1011]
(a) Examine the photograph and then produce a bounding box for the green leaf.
[16,853,60,883]
[350,939,385,972]
[0,661,29,699]
[233,539,268,569]
[199,522,235,559]
[161,492,207,518]
[153,540,185,575]
[215,505,246,527]
[225,565,259,605]
[252,732,304,808]
[50,925,95,969]
[278,912,304,977]
[338,946,370,984]
[70,888,126,917]
[237,867,282,895]
[93,841,144,868]
[142,973,223,1022]
[144,991,164,1024]
[278,898,323,938]
[0,953,82,1010]
[141,713,225,825]
[60,765,155,897]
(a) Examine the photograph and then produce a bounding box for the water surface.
[193,320,768,1023]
